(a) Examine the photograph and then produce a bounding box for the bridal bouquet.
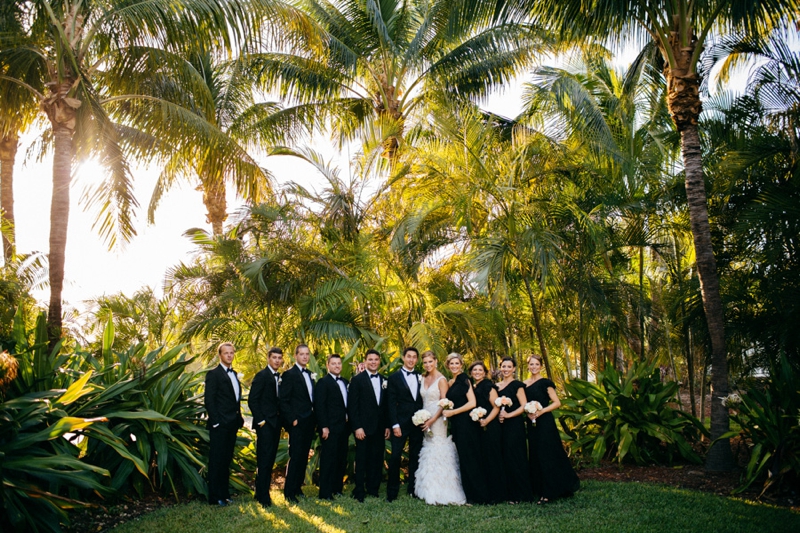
[524,401,543,424]
[494,396,513,408]
[412,409,432,426]
[469,407,487,421]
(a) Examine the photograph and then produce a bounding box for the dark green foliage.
[0,311,221,532]
[722,357,800,494]
[560,362,708,465]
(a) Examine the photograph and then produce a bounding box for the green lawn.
[110,480,799,533]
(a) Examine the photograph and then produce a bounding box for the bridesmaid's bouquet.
[438,399,454,410]
[494,396,513,408]
[524,401,543,424]
[469,407,487,421]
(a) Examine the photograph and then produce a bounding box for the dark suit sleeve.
[387,374,400,427]
[279,369,297,424]
[205,368,221,426]
[248,371,266,426]
[315,377,330,429]
[349,375,363,430]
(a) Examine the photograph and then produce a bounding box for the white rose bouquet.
[469,407,487,422]
[438,399,454,410]
[524,401,543,424]
[494,396,513,408]
[412,409,432,426]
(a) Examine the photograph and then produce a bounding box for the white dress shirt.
[368,372,381,403]
[221,363,240,400]
[403,368,418,398]
[297,363,314,400]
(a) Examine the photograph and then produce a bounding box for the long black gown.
[473,379,505,503]
[446,373,488,504]
[525,378,580,500]
[497,380,534,502]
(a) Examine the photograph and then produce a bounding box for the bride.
[414,351,466,505]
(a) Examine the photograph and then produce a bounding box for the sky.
[8,85,527,312]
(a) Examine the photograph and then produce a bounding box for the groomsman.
[204,342,245,506]
[279,344,316,503]
[386,347,423,502]
[348,349,389,502]
[248,347,284,508]
[314,354,350,500]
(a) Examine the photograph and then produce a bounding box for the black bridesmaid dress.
[446,373,488,504]
[473,379,505,503]
[497,380,534,502]
[525,378,580,500]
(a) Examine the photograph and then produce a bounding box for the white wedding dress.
[414,375,466,505]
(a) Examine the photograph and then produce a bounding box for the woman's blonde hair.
[445,352,463,368]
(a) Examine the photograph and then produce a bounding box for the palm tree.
[0,0,284,344]
[254,0,542,161]
[525,0,797,472]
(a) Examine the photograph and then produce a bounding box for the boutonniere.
[277,377,282,386]
[237,372,244,381]
[382,380,387,389]
[310,372,318,381]
[417,375,422,385]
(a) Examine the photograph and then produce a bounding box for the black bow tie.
[370,373,379,379]
[403,370,415,376]
[302,368,310,374]
[333,376,340,381]
[227,367,235,374]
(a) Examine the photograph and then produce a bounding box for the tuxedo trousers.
[353,432,385,498]
[387,427,422,499]
[208,425,238,503]
[254,423,281,504]
[284,416,315,498]
[318,428,349,499]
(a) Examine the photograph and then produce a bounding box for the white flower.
[524,401,543,414]
[381,380,387,389]
[494,396,512,408]
[310,372,318,381]
[438,399,454,410]
[277,377,282,386]
[412,409,432,426]
[417,375,423,385]
[469,407,487,421]
[719,393,742,408]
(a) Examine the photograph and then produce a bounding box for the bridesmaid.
[496,357,534,503]
[469,361,505,503]
[524,354,580,504]
[443,353,488,504]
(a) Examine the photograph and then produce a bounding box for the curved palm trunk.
[665,37,733,470]
[0,133,18,260]
[202,180,227,236]
[43,81,79,347]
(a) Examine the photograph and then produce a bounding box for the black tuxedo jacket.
[279,365,315,426]
[348,371,388,436]
[387,369,423,430]
[314,374,349,432]
[205,364,244,430]
[248,367,281,430]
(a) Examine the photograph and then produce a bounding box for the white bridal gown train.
[414,375,466,505]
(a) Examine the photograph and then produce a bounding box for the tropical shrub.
[0,311,233,531]
[560,362,708,465]
[721,357,800,494]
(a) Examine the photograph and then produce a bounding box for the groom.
[386,347,423,502]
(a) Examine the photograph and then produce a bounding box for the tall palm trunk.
[202,179,227,235]
[523,276,553,378]
[0,133,18,260]
[43,81,79,347]
[663,33,733,471]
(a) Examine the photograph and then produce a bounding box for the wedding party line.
[205,343,581,508]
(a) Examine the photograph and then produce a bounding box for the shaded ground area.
[64,462,798,533]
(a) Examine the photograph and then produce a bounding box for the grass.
[109,480,799,533]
